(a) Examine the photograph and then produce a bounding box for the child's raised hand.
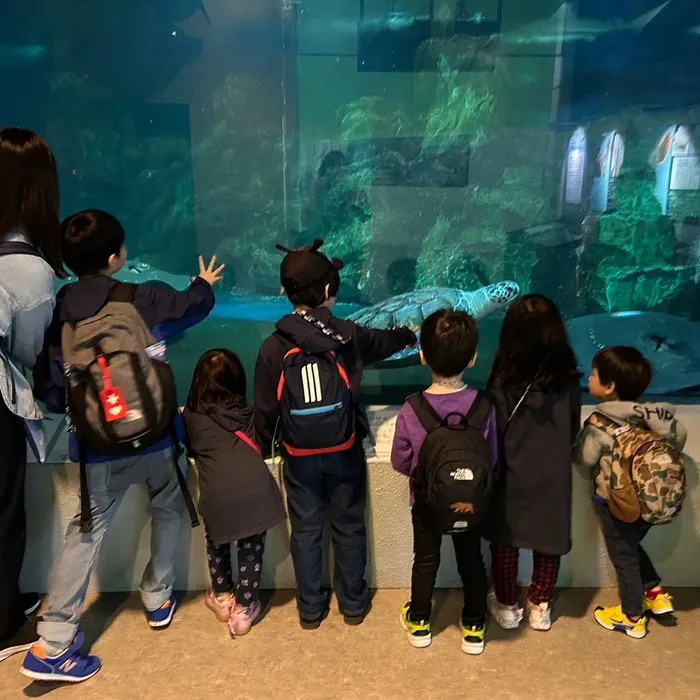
[197,255,226,287]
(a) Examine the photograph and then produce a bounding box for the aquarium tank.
[4,0,700,402]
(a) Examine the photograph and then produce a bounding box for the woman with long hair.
[0,128,63,661]
[485,294,582,633]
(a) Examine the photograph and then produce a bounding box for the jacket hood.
[275,308,350,354]
[596,401,678,440]
[184,403,255,439]
[58,276,117,323]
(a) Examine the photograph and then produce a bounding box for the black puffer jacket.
[183,403,286,545]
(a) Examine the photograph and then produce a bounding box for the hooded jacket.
[253,307,416,455]
[183,403,286,545]
[574,401,688,502]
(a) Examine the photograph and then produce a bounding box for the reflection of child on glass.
[183,349,286,637]
[302,151,371,238]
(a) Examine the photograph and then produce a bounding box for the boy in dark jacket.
[22,210,223,683]
[254,239,416,628]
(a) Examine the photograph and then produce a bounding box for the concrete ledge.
[21,406,700,592]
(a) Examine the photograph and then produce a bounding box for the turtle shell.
[346,288,466,329]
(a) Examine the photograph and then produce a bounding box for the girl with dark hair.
[183,349,286,637]
[485,295,582,633]
[0,128,63,661]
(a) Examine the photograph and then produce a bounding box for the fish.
[500,1,670,47]
[566,312,700,395]
[0,43,48,66]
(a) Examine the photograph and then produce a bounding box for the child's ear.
[467,351,478,369]
[604,380,617,397]
[324,283,331,300]
[419,349,427,366]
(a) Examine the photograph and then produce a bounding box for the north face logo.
[450,468,474,481]
[450,502,475,514]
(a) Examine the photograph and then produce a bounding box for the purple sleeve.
[391,410,413,477]
[483,405,499,468]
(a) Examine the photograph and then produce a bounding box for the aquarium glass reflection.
[4,0,700,401]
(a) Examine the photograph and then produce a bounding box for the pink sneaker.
[228,601,261,636]
[205,589,235,622]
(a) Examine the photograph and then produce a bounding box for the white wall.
[21,406,700,593]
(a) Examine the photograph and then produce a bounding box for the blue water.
[4,0,700,399]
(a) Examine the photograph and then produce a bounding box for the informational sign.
[363,406,400,461]
[598,131,625,180]
[670,156,700,191]
[672,126,696,157]
[565,127,587,205]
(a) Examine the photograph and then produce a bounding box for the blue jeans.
[284,448,368,619]
[37,448,185,653]
[597,503,660,619]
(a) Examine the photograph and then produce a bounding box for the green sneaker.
[460,617,485,655]
[400,602,431,648]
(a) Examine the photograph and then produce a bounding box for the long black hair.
[187,349,247,414]
[488,294,580,391]
[0,127,64,276]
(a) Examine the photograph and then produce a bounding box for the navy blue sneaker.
[147,595,177,629]
[20,632,101,683]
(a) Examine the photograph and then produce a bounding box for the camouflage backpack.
[588,412,686,525]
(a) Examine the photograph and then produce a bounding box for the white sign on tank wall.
[565,127,587,205]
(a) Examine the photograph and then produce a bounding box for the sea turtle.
[346,281,520,365]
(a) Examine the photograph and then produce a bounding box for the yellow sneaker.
[594,605,648,639]
[460,619,485,655]
[400,602,431,648]
[643,591,674,616]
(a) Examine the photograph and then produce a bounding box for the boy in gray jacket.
[574,346,687,640]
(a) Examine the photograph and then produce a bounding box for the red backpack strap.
[277,347,303,400]
[332,353,351,389]
[235,430,262,456]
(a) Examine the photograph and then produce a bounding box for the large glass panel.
[4,0,700,401]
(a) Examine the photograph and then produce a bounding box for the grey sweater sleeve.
[572,421,603,478]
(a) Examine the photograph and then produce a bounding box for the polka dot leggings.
[206,531,266,607]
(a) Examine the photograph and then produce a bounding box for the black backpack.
[408,391,494,534]
[276,311,355,457]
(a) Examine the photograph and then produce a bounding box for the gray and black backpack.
[62,282,198,532]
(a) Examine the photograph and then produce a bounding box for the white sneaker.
[526,600,552,631]
[487,589,523,630]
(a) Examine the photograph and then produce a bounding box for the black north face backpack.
[408,392,494,534]
[276,312,355,457]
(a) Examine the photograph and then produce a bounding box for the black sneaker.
[343,601,372,626]
[299,608,329,630]
[0,623,38,663]
[20,593,42,617]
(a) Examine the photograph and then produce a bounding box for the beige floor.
[1,588,699,700]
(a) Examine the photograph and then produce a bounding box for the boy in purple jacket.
[391,309,497,655]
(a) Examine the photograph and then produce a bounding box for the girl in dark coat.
[485,295,581,632]
[183,349,286,637]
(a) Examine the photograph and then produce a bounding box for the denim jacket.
[0,231,56,420]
